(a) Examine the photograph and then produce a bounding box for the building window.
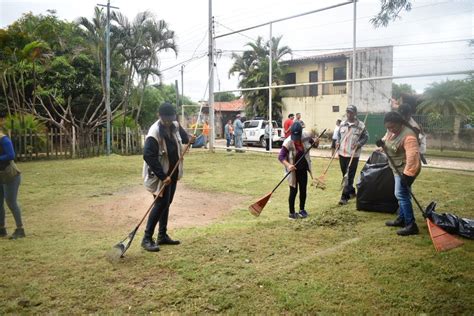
[333,67,346,86]
[332,106,339,112]
[284,72,296,89]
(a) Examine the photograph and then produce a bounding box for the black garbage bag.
[425,201,474,240]
[356,151,398,213]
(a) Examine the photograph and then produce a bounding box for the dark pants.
[265,137,270,151]
[0,174,22,228]
[289,169,308,213]
[144,181,177,239]
[339,156,359,200]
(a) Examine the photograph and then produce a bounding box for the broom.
[249,129,326,216]
[376,139,463,252]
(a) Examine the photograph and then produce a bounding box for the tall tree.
[417,80,471,142]
[229,36,291,119]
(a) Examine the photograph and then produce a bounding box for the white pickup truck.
[242,119,285,148]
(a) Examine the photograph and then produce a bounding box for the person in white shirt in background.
[331,119,342,157]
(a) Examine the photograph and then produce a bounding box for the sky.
[1,0,473,102]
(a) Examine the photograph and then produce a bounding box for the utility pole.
[97,0,119,155]
[268,23,273,152]
[175,79,180,112]
[208,0,215,151]
[351,0,357,105]
[180,65,185,126]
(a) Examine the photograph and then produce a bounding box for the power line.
[160,52,208,73]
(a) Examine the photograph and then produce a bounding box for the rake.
[376,139,463,252]
[109,140,193,259]
[249,129,326,216]
[313,143,340,190]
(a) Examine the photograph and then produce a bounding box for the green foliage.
[112,114,138,129]
[371,0,412,27]
[139,84,196,128]
[229,36,291,120]
[418,80,471,117]
[215,92,238,102]
[4,114,46,133]
[392,82,415,100]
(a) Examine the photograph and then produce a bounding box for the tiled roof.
[215,98,246,112]
[283,46,393,65]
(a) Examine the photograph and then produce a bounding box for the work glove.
[402,173,415,186]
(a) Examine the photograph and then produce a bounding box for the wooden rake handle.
[272,129,326,194]
[136,139,194,228]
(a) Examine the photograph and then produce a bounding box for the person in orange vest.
[202,120,210,149]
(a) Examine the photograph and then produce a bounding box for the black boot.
[9,228,25,239]
[0,227,7,237]
[141,237,160,252]
[397,222,419,236]
[385,217,404,227]
[157,234,180,245]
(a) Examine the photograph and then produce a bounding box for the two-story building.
[281,46,393,136]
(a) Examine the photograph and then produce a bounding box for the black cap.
[159,102,176,120]
[290,121,303,141]
[346,105,357,113]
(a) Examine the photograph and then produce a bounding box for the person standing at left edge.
[0,111,24,239]
[337,105,368,205]
[142,102,192,252]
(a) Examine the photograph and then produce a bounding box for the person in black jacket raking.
[141,103,192,252]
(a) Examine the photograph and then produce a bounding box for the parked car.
[242,119,285,148]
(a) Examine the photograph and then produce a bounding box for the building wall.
[282,47,393,133]
[282,94,347,133]
[349,46,393,113]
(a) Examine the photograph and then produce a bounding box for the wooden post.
[46,129,50,159]
[59,129,63,158]
[34,130,39,159]
[125,127,129,154]
[72,125,76,158]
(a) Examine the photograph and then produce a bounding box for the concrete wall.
[349,46,393,113]
[282,94,347,133]
[282,47,393,133]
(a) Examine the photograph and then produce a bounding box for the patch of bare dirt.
[85,183,249,231]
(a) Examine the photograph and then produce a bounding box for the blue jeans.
[226,136,231,147]
[0,174,23,228]
[394,175,415,225]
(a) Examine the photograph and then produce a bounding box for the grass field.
[1,152,473,313]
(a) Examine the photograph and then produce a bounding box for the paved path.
[208,139,474,172]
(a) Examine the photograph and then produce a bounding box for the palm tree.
[76,8,108,95]
[229,36,291,119]
[417,80,471,143]
[112,11,177,124]
[134,18,177,123]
